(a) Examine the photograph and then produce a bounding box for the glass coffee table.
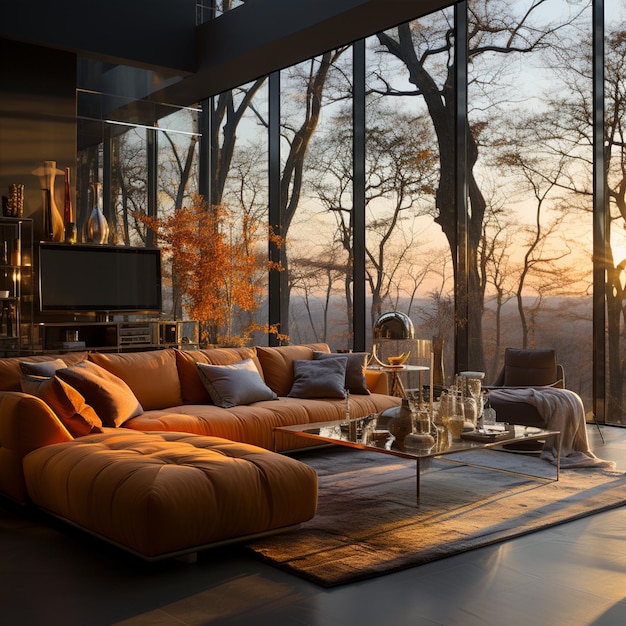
[275,415,560,502]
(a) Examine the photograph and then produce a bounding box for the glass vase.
[86,182,109,244]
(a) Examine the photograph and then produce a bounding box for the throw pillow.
[175,347,260,404]
[19,358,67,378]
[255,344,331,396]
[56,360,144,427]
[196,359,278,408]
[313,351,370,395]
[288,358,348,399]
[20,375,103,437]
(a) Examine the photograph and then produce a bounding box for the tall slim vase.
[33,161,64,242]
[86,182,109,244]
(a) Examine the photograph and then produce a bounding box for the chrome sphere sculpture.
[371,312,415,367]
[373,311,415,340]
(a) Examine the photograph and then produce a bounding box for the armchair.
[486,348,564,428]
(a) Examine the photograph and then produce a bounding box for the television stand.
[32,320,198,353]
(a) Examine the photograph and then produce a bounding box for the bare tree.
[494,150,577,347]
[488,15,626,418]
[210,79,267,208]
[603,29,626,422]
[110,128,149,246]
[274,49,351,338]
[481,209,515,379]
[371,1,583,369]
[289,244,348,344]
[306,103,438,332]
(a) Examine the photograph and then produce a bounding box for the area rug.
[246,447,626,587]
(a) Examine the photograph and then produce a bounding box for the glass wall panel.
[154,107,201,318]
[109,126,149,247]
[77,76,204,324]
[279,49,354,348]
[467,0,593,408]
[605,0,626,424]
[209,80,270,345]
[366,8,454,382]
[73,1,620,408]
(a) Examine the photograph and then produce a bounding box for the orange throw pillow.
[21,375,103,437]
[56,360,143,427]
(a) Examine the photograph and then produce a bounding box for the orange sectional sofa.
[0,342,399,559]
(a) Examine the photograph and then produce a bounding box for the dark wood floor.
[1,425,625,626]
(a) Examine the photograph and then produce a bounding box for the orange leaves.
[136,195,261,342]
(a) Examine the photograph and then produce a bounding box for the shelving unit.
[0,221,199,356]
[33,320,199,353]
[0,217,33,356]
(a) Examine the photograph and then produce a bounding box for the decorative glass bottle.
[86,182,109,244]
[404,402,436,455]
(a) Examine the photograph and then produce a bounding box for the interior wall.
[0,38,77,243]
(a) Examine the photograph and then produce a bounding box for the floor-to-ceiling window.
[467,0,594,411]
[277,49,354,347]
[605,0,626,424]
[365,6,454,380]
[76,0,626,423]
[207,79,270,346]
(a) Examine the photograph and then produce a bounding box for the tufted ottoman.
[22,430,318,560]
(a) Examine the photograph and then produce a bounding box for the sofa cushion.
[313,351,370,395]
[0,353,88,392]
[288,358,348,399]
[88,350,182,410]
[196,359,277,408]
[123,391,402,451]
[175,347,260,404]
[20,375,103,437]
[56,360,143,427]
[22,431,318,558]
[503,348,558,387]
[19,358,67,377]
[256,343,331,397]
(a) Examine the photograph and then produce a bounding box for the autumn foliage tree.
[138,195,272,346]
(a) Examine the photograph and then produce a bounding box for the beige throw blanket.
[488,387,615,469]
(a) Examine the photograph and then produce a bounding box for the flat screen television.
[39,243,162,314]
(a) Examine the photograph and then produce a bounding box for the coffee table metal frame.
[275,418,561,503]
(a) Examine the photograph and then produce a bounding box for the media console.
[33,320,199,353]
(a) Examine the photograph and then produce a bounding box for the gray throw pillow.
[313,351,370,395]
[19,358,68,378]
[288,358,348,399]
[196,359,278,408]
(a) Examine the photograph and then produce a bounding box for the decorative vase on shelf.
[63,167,77,244]
[32,160,64,242]
[86,182,109,244]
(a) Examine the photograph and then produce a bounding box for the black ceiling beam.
[1,0,453,107]
[160,0,453,104]
[0,0,197,74]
